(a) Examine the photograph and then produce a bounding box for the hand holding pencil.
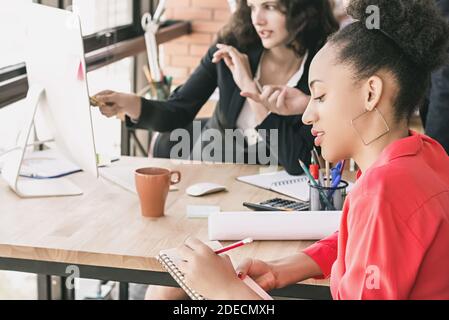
[176,237,262,299]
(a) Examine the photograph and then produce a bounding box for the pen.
[328,173,342,200]
[142,65,157,98]
[299,160,336,210]
[325,161,330,188]
[214,238,253,255]
[318,170,325,187]
[327,160,345,199]
[312,147,325,169]
[309,152,320,181]
[339,159,346,176]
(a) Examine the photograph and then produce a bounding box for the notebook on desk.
[157,242,273,300]
[237,170,310,201]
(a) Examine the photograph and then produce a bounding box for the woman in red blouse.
[149,0,449,300]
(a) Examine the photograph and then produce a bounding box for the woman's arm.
[242,86,311,116]
[177,237,329,300]
[212,44,271,123]
[127,45,220,132]
[302,231,339,280]
[240,86,314,175]
[269,253,325,289]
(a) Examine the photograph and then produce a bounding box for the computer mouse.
[186,183,227,197]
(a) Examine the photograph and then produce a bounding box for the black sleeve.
[125,45,218,132]
[256,113,314,175]
[425,0,449,154]
[426,63,449,154]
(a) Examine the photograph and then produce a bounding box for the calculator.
[243,198,310,212]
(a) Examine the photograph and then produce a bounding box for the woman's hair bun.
[347,0,449,71]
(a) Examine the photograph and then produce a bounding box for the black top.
[425,0,449,154]
[127,43,317,174]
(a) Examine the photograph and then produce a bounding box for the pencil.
[312,147,325,169]
[142,65,157,98]
[214,238,253,255]
[299,160,336,210]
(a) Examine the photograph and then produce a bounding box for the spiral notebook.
[237,170,310,201]
[156,243,273,300]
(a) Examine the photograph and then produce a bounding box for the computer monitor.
[1,3,98,198]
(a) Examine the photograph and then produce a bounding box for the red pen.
[214,238,253,255]
[309,154,320,181]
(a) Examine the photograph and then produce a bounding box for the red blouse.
[303,132,449,299]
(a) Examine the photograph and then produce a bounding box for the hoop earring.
[351,107,390,146]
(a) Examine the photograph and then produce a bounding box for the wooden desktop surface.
[0,157,355,286]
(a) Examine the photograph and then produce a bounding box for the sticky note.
[186,205,220,219]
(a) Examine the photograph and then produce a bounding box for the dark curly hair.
[329,0,449,121]
[218,0,339,57]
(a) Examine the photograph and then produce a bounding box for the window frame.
[0,0,190,109]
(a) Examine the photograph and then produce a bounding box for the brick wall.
[161,0,232,85]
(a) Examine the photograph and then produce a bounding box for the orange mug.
[135,167,181,218]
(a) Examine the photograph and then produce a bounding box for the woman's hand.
[177,238,260,300]
[212,44,257,93]
[241,86,310,116]
[236,258,278,292]
[93,90,142,120]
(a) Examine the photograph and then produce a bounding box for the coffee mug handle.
[170,171,181,185]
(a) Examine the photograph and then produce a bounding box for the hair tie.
[375,28,418,65]
[355,20,417,65]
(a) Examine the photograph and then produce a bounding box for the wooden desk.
[0,157,334,300]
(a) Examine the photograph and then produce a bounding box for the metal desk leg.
[60,276,76,300]
[37,274,52,300]
[119,282,129,300]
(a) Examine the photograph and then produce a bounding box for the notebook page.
[270,175,310,201]
[237,170,301,189]
[158,242,273,300]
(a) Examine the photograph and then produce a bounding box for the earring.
[351,107,390,146]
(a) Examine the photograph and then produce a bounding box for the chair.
[152,118,209,159]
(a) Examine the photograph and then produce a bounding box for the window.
[73,0,133,36]
[0,0,191,156]
[0,0,138,155]
[0,0,34,69]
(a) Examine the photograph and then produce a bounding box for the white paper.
[100,165,138,193]
[208,211,342,241]
[237,170,310,200]
[19,149,81,178]
[237,170,296,190]
[237,170,354,201]
[186,205,220,219]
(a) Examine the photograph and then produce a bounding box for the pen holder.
[309,179,349,211]
[144,78,172,101]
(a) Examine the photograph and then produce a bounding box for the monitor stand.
[1,85,83,198]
